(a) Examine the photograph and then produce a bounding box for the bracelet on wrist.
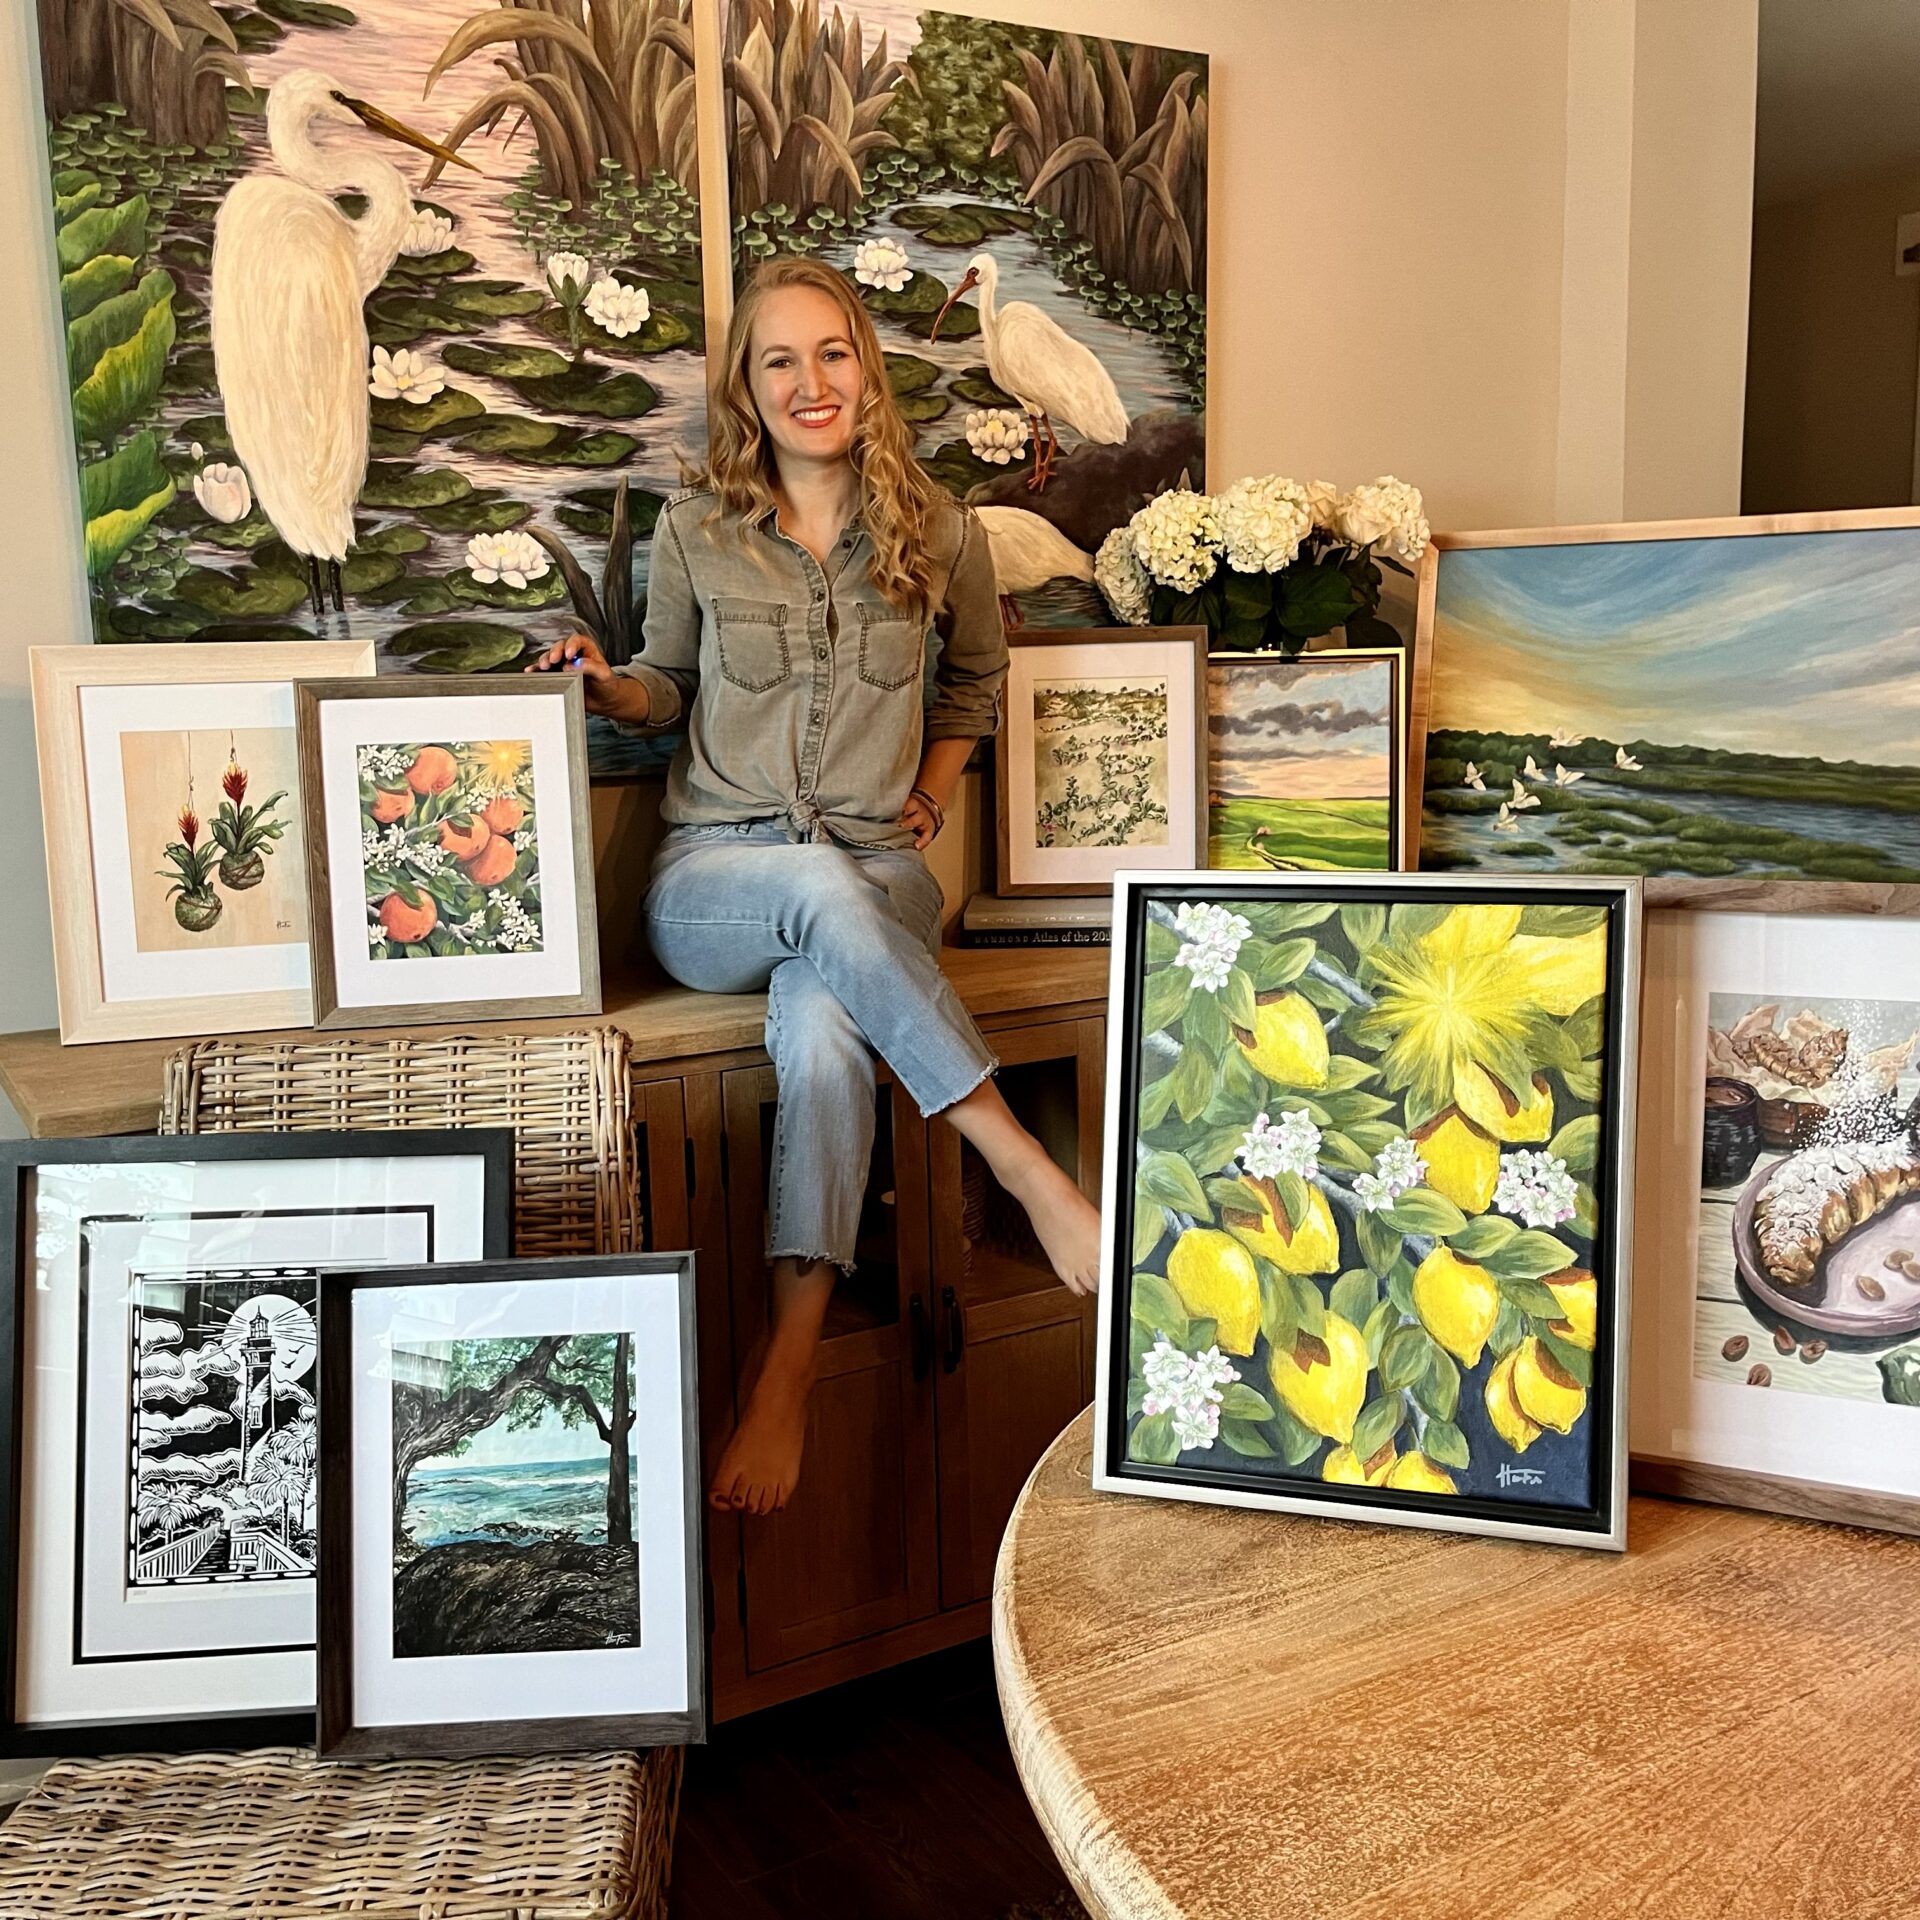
[909,786,946,836]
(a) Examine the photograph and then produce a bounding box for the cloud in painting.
[138,1403,233,1447]
[138,1449,241,1488]
[140,1340,239,1406]
[1212,696,1385,739]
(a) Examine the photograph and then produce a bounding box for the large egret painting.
[35,0,707,771]
[724,3,1209,628]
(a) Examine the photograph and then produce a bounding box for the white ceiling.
[1755,0,1920,206]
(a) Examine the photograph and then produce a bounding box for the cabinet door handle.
[909,1292,932,1380]
[941,1285,964,1372]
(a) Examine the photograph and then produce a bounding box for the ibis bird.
[931,252,1129,491]
[976,506,1093,625]
[211,69,474,618]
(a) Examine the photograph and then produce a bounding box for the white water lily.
[964,406,1029,465]
[192,460,252,524]
[584,275,650,337]
[464,529,550,591]
[400,205,455,257]
[1094,525,1153,626]
[851,237,911,291]
[545,250,591,299]
[369,345,445,405]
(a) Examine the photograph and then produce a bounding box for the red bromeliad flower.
[223,760,247,804]
[178,807,199,848]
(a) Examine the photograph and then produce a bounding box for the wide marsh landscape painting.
[1421,523,1920,900]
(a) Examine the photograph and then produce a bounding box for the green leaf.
[70,289,173,442]
[1319,1129,1372,1174]
[1206,1174,1255,1213]
[1222,566,1275,617]
[1490,1297,1526,1357]
[1273,1170,1309,1233]
[1169,1042,1218,1123]
[1448,1214,1520,1261]
[1185,987,1230,1057]
[1538,1324,1594,1388]
[1141,965,1193,1036]
[1331,1269,1378,1327]
[1484,1230,1579,1282]
[1878,1347,1920,1407]
[1574,1181,1600,1236]
[1221,966,1258,1030]
[1389,902,1452,941]
[1258,1265,1298,1351]
[1145,919,1179,965]
[1289,1274,1326,1338]
[1362,1297,1400,1366]
[1250,938,1316,992]
[1339,903,1386,952]
[1297,970,1355,1015]
[1253,902,1339,934]
[1567,995,1607,1058]
[1130,1271,1188,1343]
[1386,1257,1419,1318]
[1324,1055,1380,1091]
[1137,1069,1178,1131]
[1357,1207,1404,1279]
[1548,1114,1601,1174]
[1317,1090,1396,1126]
[1188,1317,1217,1349]
[1344,1119,1403,1155]
[1127,1378,1148,1417]
[1220,1418,1276,1458]
[1270,1401,1322,1466]
[1561,1058,1604,1102]
[1516,904,1609,937]
[1220,1042,1266,1104]
[1496,1273,1565,1318]
[1133,1203,1169,1266]
[1413,1346,1460,1423]
[1219,1383,1276,1422]
[1138,1150,1210,1217]
[1274,559,1365,639]
[1380,1322,1434,1392]
[1128,1412,1182,1465]
[1423,1416,1471,1470]
[1384,1188,1467,1236]
[1351,1393,1403,1463]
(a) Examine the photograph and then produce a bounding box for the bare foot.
[1003,1148,1101,1295]
[709,1348,813,1516]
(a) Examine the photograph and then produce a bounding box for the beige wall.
[1744,161,1920,514]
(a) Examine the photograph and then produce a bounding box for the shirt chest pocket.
[855,603,923,691]
[713,595,791,692]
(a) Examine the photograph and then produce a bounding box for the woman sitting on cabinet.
[533,255,1099,1517]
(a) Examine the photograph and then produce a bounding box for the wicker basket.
[160,1025,643,1256]
[0,1746,680,1919]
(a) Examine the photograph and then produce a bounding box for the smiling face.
[745,283,866,471]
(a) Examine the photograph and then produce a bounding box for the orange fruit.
[481,793,525,835]
[369,786,412,825]
[406,746,458,795]
[462,835,517,887]
[437,814,491,861]
[377,891,437,944]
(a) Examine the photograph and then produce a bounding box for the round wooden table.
[993,1408,1920,1920]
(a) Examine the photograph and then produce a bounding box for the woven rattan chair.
[0,1026,680,1918]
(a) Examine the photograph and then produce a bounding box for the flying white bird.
[1463,761,1485,791]
[211,69,474,617]
[1492,801,1518,832]
[976,506,1093,627]
[1521,755,1546,782]
[1554,763,1587,787]
[933,252,1129,491]
[1549,727,1585,749]
[1509,779,1540,811]
[1615,746,1642,771]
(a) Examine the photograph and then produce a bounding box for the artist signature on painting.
[1496,1463,1546,1489]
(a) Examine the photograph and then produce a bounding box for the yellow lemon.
[1268,1312,1368,1444]
[1384,1452,1457,1494]
[1224,1177,1340,1277]
[1412,1246,1500,1368]
[1512,1335,1587,1433]
[1546,1270,1597,1350]
[1413,1109,1499,1214]
[1505,927,1608,1017]
[1323,1443,1395,1486]
[1485,1350,1542,1453]
[1239,993,1329,1089]
[1164,1229,1262,1356]
[1453,1064,1554,1143]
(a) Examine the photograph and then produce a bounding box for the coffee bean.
[1800,1340,1827,1363]
[1885,1250,1913,1271]
[1773,1326,1796,1354]
[1859,1274,1887,1301]
[1722,1335,1749,1361]
[1747,1364,1771,1386]
[1903,1259,1920,1284]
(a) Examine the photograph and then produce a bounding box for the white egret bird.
[976,505,1092,626]
[211,69,474,618]
[1548,726,1585,750]
[1520,754,1547,782]
[1462,760,1485,790]
[1509,778,1540,812]
[1615,745,1642,771]
[931,252,1128,492]
[1553,763,1587,787]
[1492,801,1519,832]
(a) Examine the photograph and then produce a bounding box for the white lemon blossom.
[1171,901,1250,992]
[400,205,455,257]
[1493,1149,1578,1230]
[358,745,411,783]
[851,237,911,291]
[584,275,649,337]
[1332,476,1430,562]
[545,251,591,298]
[465,529,551,590]
[368,345,445,405]
[1354,1134,1428,1212]
[1130,488,1222,593]
[1240,1108,1321,1182]
[1093,525,1153,625]
[963,407,1029,465]
[1213,473,1313,574]
[1139,1335,1239,1451]
[193,461,252,524]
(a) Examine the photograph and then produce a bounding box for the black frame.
[316,1252,707,1759]
[0,1128,513,1757]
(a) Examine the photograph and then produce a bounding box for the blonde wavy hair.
[695,256,944,628]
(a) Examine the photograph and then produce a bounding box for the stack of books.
[958,892,1114,947]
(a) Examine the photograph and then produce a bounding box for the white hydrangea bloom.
[1354,1133,1428,1211]
[1240,1108,1321,1181]
[1332,476,1430,562]
[544,250,591,298]
[963,407,1030,465]
[1129,489,1222,592]
[1171,901,1250,993]
[1493,1149,1578,1229]
[368,345,445,405]
[584,275,650,337]
[851,237,910,291]
[1093,525,1153,626]
[400,205,455,257]
[1213,474,1313,574]
[465,530,551,590]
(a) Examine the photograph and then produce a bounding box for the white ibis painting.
[976,506,1093,625]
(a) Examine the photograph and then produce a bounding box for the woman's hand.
[525,633,649,724]
[900,787,945,851]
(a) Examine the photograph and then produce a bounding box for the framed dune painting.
[1415,509,1920,912]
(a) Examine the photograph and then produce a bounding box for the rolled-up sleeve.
[924,506,1006,740]
[614,499,702,731]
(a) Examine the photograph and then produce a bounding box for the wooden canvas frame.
[317,1253,707,1759]
[1411,507,1920,914]
[994,626,1208,897]
[295,675,601,1029]
[31,640,375,1045]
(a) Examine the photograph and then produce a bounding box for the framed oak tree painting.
[1093,872,1641,1549]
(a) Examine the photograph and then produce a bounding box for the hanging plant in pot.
[209,755,288,891]
[1092,475,1430,651]
[158,805,222,933]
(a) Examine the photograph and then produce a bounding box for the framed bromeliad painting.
[295,674,599,1028]
[1092,871,1641,1549]
[0,1129,511,1756]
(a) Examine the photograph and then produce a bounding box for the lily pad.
[447,569,569,610]
[441,281,547,320]
[388,620,531,674]
[194,510,279,550]
[176,565,313,617]
[220,5,285,50]
[443,342,572,381]
[450,415,559,455]
[179,413,233,453]
[357,522,430,555]
[383,249,477,282]
[418,491,531,534]
[863,270,980,338]
[530,304,694,358]
[358,576,461,615]
[368,386,485,436]
[894,389,950,424]
[951,368,1019,408]
[885,352,940,395]
[368,426,424,457]
[164,345,217,396]
[358,462,471,508]
[248,540,404,595]
[508,427,637,467]
[106,600,206,639]
[556,485,667,540]
[365,296,484,346]
[923,439,1011,495]
[891,200,1037,246]
[258,0,355,26]
[441,343,657,418]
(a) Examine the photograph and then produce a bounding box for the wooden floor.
[669,1641,1081,1920]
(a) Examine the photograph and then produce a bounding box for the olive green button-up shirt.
[616,487,1007,849]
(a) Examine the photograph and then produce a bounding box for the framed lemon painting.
[1092,871,1641,1548]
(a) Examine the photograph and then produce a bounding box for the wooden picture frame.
[1091,870,1642,1551]
[30,640,375,1045]
[0,1128,512,1757]
[295,675,601,1029]
[1410,508,1920,914]
[994,626,1208,897]
[317,1253,706,1760]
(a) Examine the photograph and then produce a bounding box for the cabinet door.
[722,1064,940,1671]
[931,1017,1103,1608]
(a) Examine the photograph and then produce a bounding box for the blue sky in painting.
[1429,527,1920,764]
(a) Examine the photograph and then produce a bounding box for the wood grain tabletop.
[993,1407,1920,1920]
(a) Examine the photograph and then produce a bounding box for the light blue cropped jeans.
[642,821,999,1270]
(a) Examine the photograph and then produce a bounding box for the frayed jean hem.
[916,1052,999,1121]
[765,1244,857,1275]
